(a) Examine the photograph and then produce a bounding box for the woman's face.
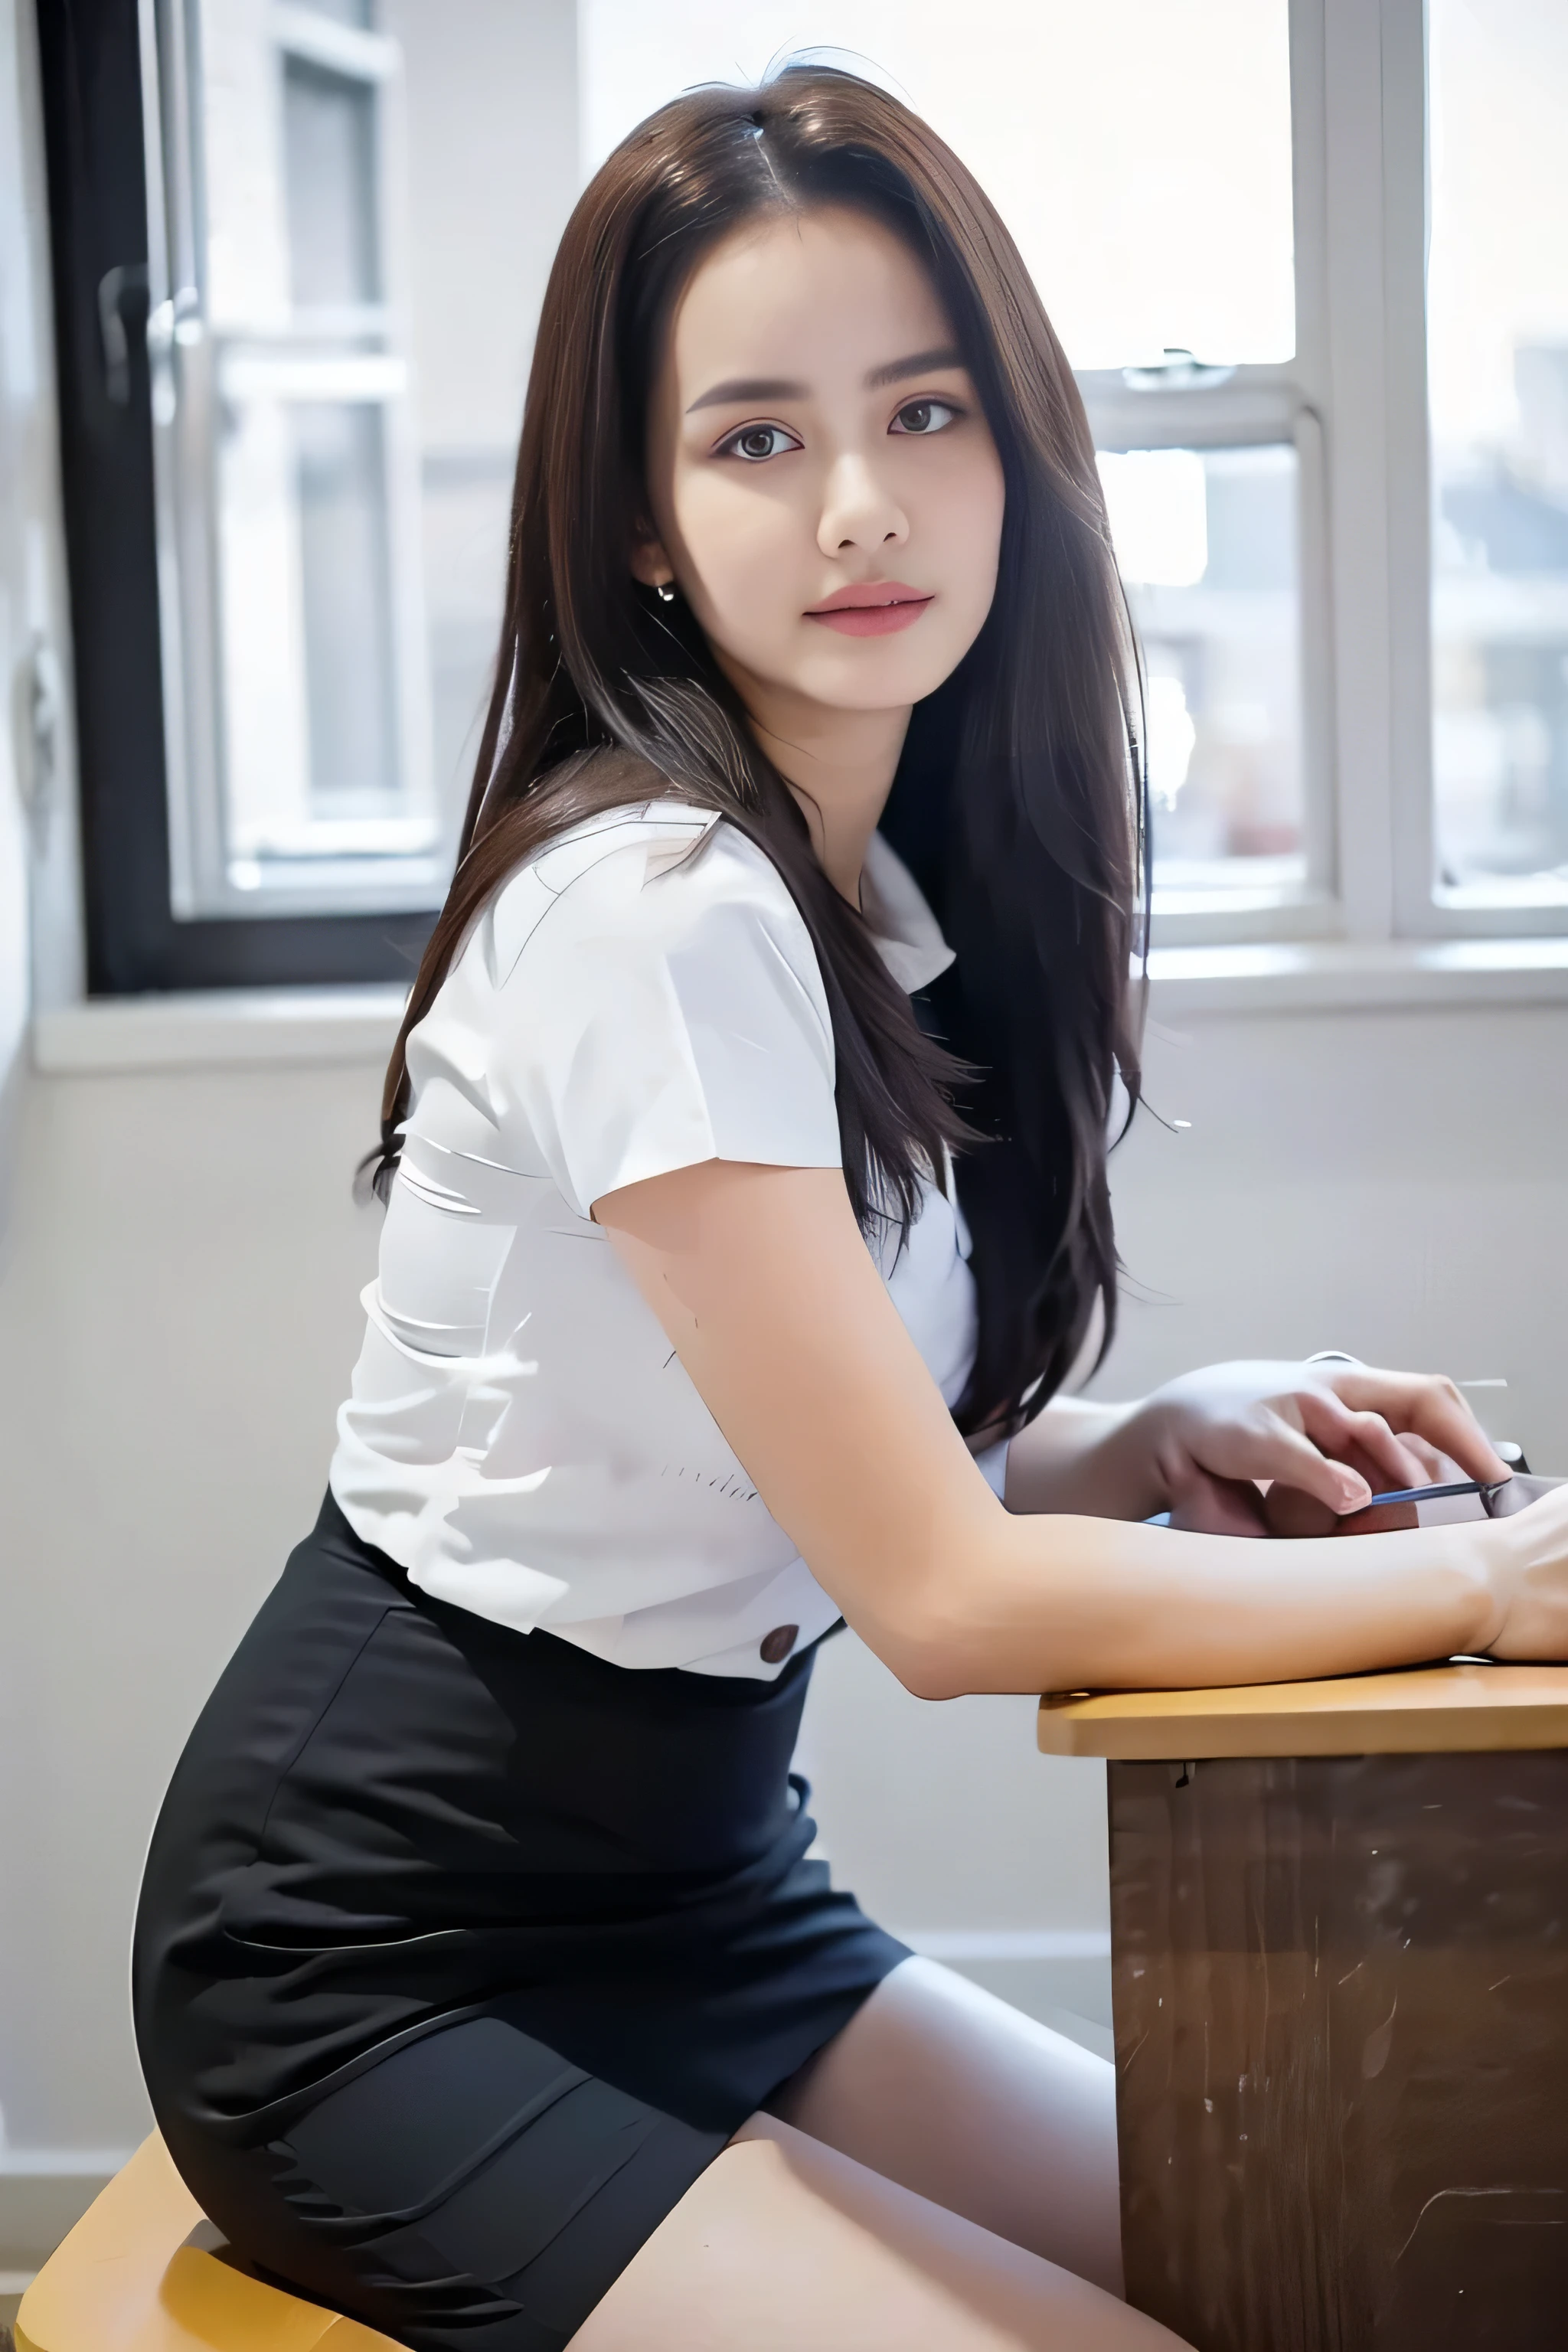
[635,205,1005,725]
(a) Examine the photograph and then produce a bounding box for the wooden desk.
[1039,1666,1568,2352]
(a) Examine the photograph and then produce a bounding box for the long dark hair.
[371,64,1145,1441]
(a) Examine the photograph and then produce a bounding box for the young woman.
[133,66,1568,2352]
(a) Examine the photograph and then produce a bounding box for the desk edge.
[1037,1701,1568,1759]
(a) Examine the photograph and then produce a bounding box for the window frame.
[1083,394,1336,949]
[34,0,436,993]
[35,0,1567,999]
[145,0,446,921]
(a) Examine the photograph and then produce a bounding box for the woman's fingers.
[1251,1411,1377,1514]
[1395,1432,1449,1485]
[1296,1394,1428,1492]
[1152,1361,1508,1530]
[1266,1429,1481,1540]
[1259,1414,1436,1519]
[1326,1369,1511,1483]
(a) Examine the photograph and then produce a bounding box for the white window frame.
[1324,0,1449,948]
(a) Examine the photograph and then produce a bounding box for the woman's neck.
[724,671,912,904]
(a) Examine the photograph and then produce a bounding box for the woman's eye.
[720,423,801,462]
[890,398,959,436]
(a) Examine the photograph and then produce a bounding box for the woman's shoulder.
[420,757,840,1208]
[483,764,818,994]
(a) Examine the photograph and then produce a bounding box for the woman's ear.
[629,530,675,593]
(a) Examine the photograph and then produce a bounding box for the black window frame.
[35,0,437,995]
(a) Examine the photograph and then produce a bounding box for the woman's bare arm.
[595,1158,1558,1698]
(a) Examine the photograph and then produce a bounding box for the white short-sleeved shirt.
[328,799,999,1678]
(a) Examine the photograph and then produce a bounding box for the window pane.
[1099,445,1303,900]
[580,0,1294,370]
[1429,0,1568,906]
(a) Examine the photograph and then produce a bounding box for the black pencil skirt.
[132,1491,908,2350]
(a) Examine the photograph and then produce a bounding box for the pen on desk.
[1361,1476,1526,1510]
[1362,1478,1490,1508]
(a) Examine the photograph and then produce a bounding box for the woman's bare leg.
[767,1955,1125,2293]
[569,2112,1188,2352]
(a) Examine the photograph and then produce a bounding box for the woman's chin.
[786,640,970,713]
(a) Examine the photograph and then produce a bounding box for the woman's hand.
[1109,1359,1511,1536]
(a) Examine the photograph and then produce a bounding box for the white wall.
[1,1053,383,2165]
[1102,1002,1568,1469]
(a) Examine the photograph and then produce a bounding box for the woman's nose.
[816,452,909,560]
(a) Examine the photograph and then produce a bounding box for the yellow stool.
[15,2133,401,2352]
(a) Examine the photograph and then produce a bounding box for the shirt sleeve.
[483,812,842,1220]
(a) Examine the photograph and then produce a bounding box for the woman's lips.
[805,585,934,637]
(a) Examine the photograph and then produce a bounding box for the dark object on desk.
[1481,1468,1558,1517]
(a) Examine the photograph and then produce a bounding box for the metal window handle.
[1121,347,1237,393]
[18,630,64,845]
[144,287,204,430]
[97,263,150,405]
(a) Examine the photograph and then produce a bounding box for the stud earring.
[656,580,676,604]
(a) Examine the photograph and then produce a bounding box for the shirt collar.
[860,831,956,995]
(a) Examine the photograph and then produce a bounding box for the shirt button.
[760,1624,799,1665]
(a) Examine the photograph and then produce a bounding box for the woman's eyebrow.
[686,346,965,415]
[864,344,964,387]
[687,375,805,413]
